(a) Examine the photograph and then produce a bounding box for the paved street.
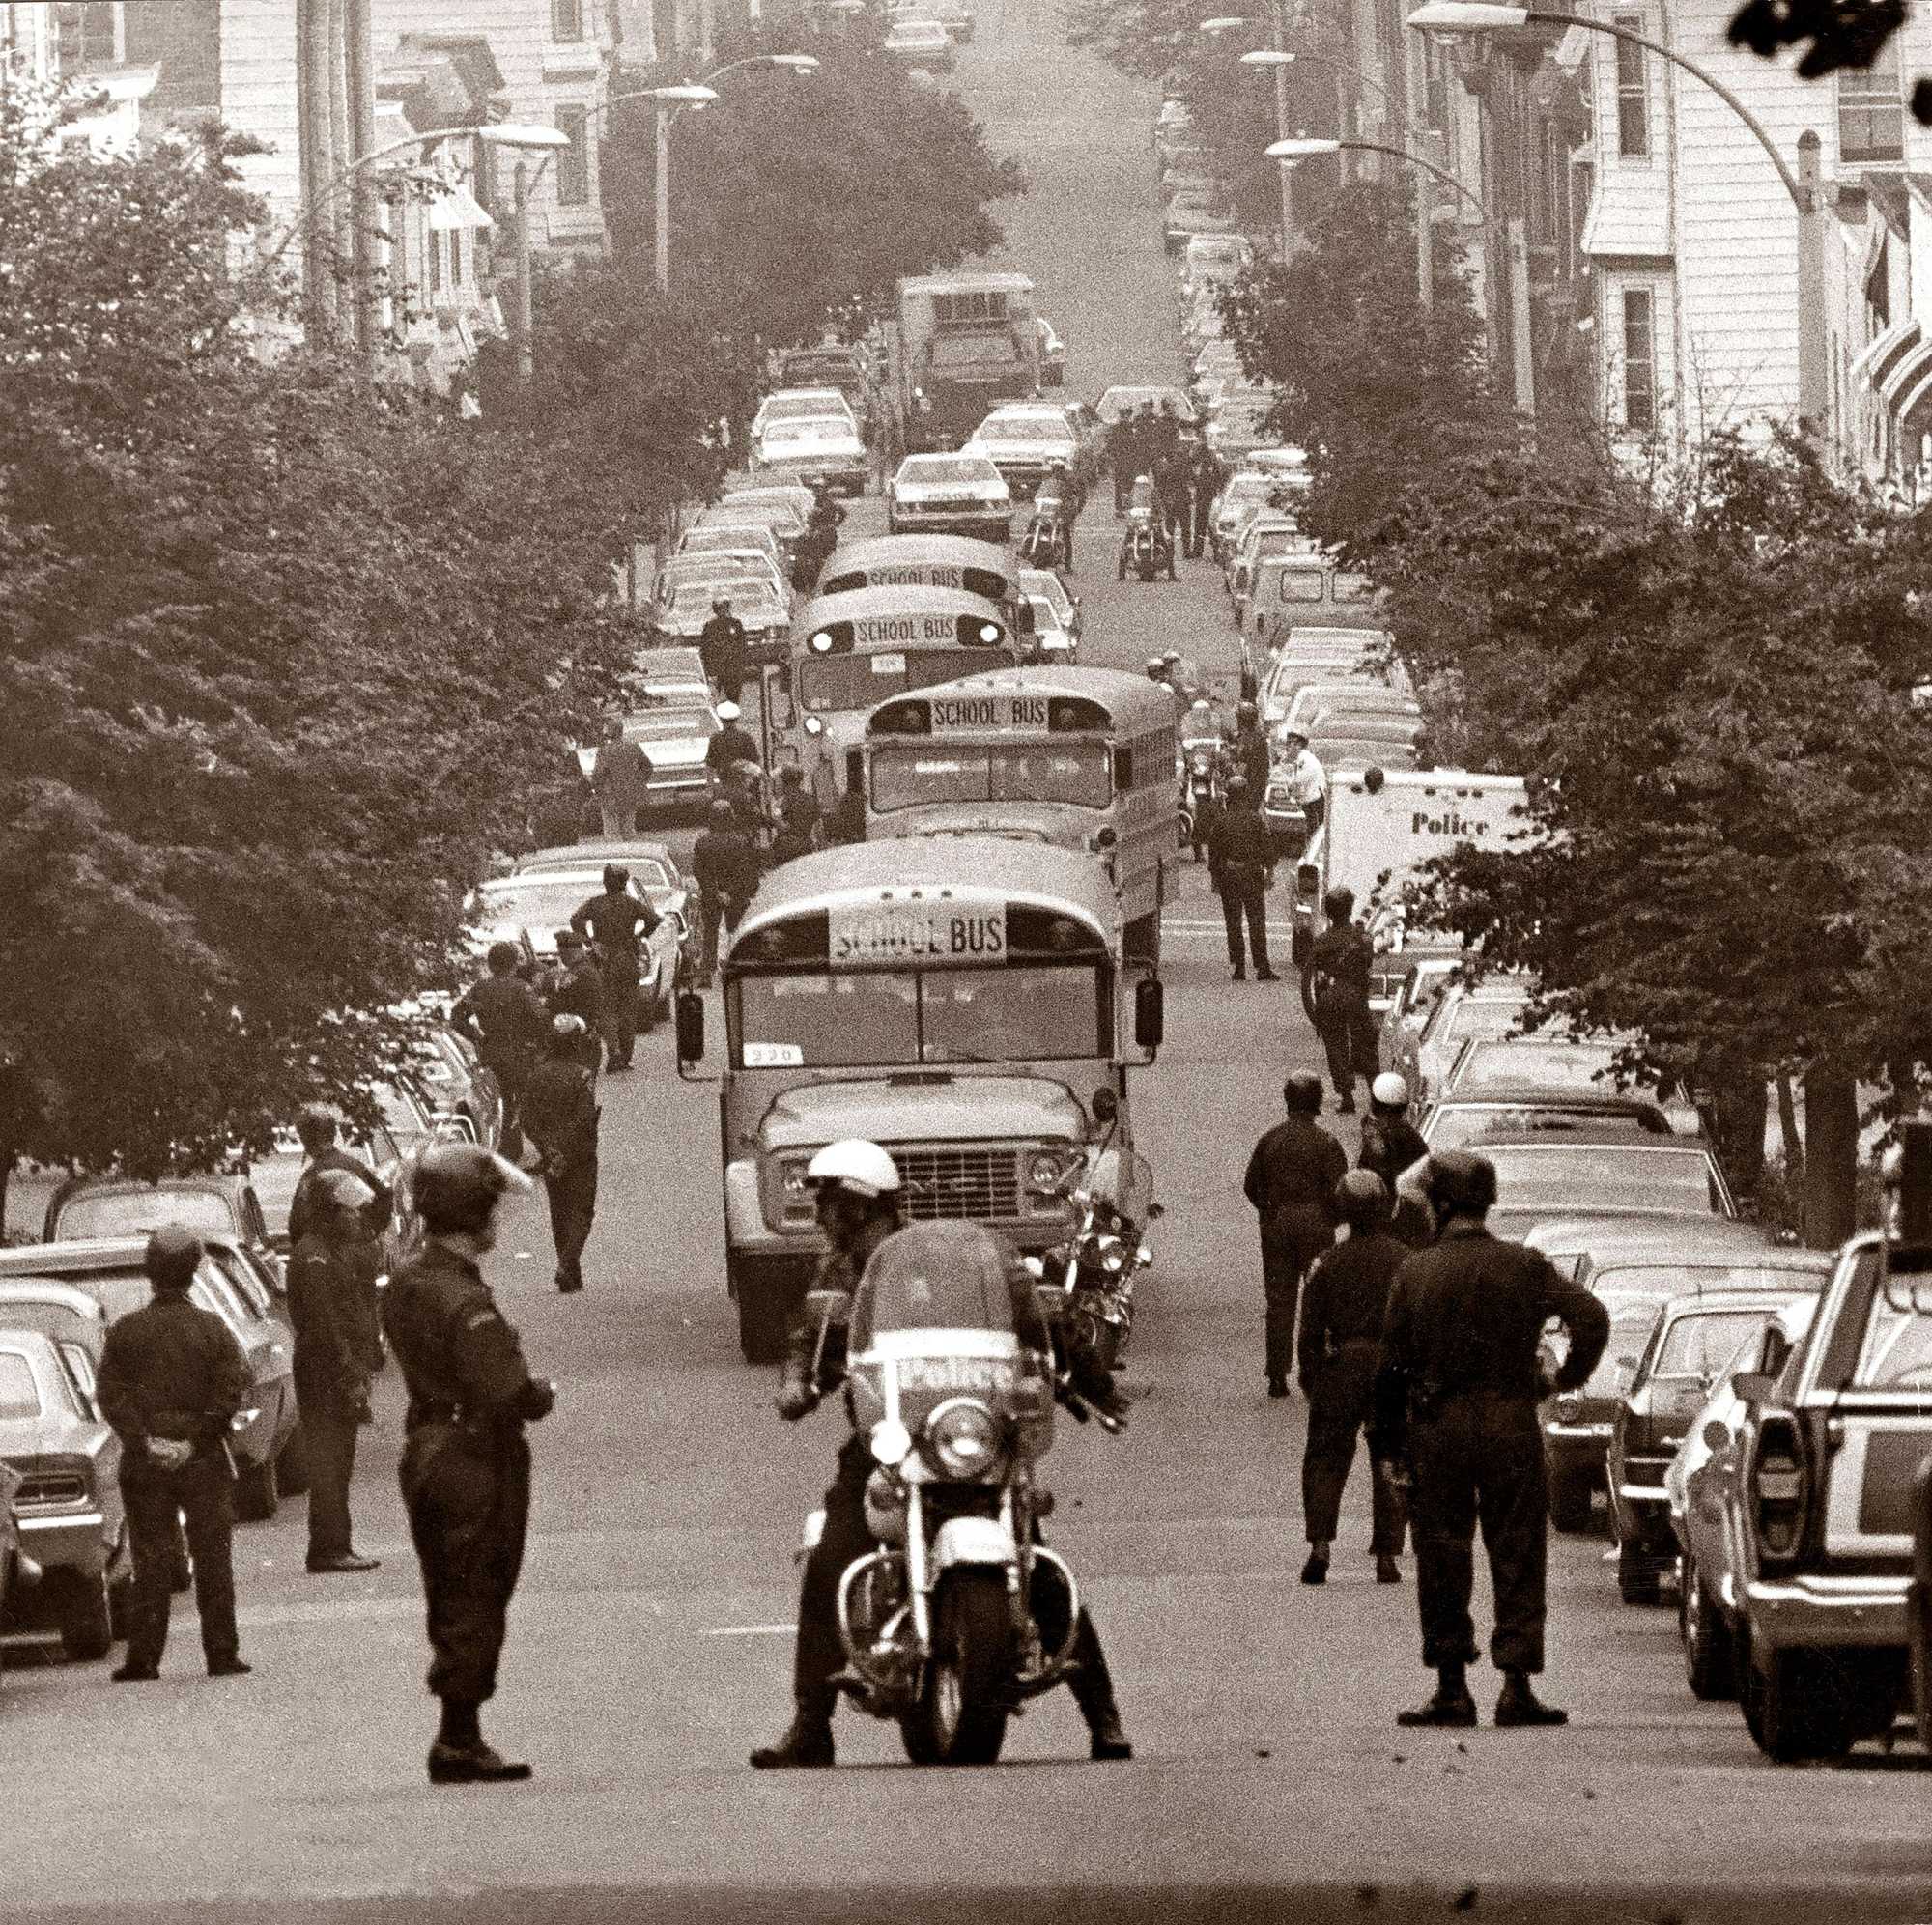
[5,5,1930,1922]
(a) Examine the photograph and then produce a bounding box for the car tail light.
[16,1458,92,1510]
[1747,1411,1810,1565]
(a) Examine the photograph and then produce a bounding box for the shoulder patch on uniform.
[463,1308,497,1331]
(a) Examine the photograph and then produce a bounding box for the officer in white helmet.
[752,1141,906,1769]
[1359,1071,1432,1245]
[705,699,760,787]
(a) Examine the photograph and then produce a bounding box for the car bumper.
[1543,1424,1612,1483]
[891,506,1012,541]
[644,769,713,801]
[1745,1572,1912,1652]
[761,460,867,495]
[15,1511,110,1574]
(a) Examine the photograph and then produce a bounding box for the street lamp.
[1405,0,1828,436]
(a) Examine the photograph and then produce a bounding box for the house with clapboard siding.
[6,3,158,152]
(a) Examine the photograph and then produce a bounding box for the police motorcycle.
[1177,700,1226,860]
[802,1219,1120,1767]
[1038,1118,1162,1373]
[1117,474,1178,582]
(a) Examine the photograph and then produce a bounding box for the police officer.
[97,1228,253,1681]
[451,943,550,1164]
[707,701,762,788]
[1372,1151,1610,1729]
[778,764,822,848]
[384,1144,554,1784]
[699,597,749,706]
[1207,775,1278,983]
[520,1016,601,1295]
[288,1171,381,1573]
[569,864,660,1072]
[751,1142,1132,1769]
[1297,1172,1407,1587]
[287,1103,393,1251]
[1231,699,1271,794]
[1242,1072,1347,1399]
[1359,1071,1432,1245]
[546,930,604,1070]
[692,797,760,977]
[1307,886,1378,1114]
[589,719,653,838]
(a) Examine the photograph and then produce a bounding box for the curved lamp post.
[1406,0,1827,435]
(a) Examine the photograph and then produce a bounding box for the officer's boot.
[1066,1615,1133,1762]
[1396,1662,1479,1728]
[749,1693,836,1769]
[429,1697,533,1784]
[1494,1670,1568,1728]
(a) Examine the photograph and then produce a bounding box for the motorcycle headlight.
[803,715,824,736]
[1096,1239,1127,1275]
[870,1419,913,1468]
[925,1398,1003,1479]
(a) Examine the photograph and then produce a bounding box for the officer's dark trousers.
[1260,1208,1330,1382]
[701,899,744,976]
[1319,999,1379,1102]
[792,1435,1121,1732]
[295,1371,358,1564]
[601,963,639,1069]
[492,1058,530,1167]
[121,1456,239,1672]
[1409,1393,1548,1674]
[544,1151,598,1290]
[1301,1344,1406,1552]
[1184,495,1210,558]
[1219,879,1270,974]
[400,1424,530,1705]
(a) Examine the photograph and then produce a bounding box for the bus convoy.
[681,528,1178,1358]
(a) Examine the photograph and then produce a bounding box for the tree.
[1726,0,1932,122]
[599,27,1024,352]
[0,86,698,1213]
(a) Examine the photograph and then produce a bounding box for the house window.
[555,106,590,207]
[52,3,121,71]
[1839,49,1904,163]
[551,0,584,42]
[429,229,443,297]
[1621,286,1656,431]
[1421,37,1449,131]
[1613,13,1649,159]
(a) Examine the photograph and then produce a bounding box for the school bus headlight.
[809,631,834,653]
[1029,1150,1074,1194]
[803,715,825,736]
[977,621,1001,642]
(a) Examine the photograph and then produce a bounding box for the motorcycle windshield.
[849,1221,1017,1348]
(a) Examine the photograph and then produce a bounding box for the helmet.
[145,1225,203,1292]
[1146,655,1165,674]
[552,1013,587,1038]
[1282,1071,1324,1116]
[712,597,730,611]
[806,1139,901,1201]
[1334,1169,1390,1231]
[1190,698,1212,716]
[716,700,742,722]
[1371,1071,1410,1109]
[414,1143,532,1235]
[1422,1150,1498,1221]
[1162,649,1181,665]
[314,1170,376,1213]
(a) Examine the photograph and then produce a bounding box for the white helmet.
[1371,1072,1410,1109]
[716,700,742,722]
[806,1139,901,1200]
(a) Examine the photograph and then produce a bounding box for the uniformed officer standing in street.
[545,930,604,1071]
[96,1229,254,1682]
[1373,1151,1611,1729]
[287,1102,393,1250]
[1242,1072,1347,1399]
[1306,886,1379,1114]
[1297,1171,1407,1587]
[450,943,550,1165]
[1208,775,1279,983]
[384,1144,554,1784]
[520,1015,602,1296]
[569,863,660,1072]
[287,1172,381,1573]
[1358,1071,1433,1245]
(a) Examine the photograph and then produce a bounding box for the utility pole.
[1796,129,1827,445]
[1415,165,1432,312]
[1508,214,1534,415]
[1272,0,1293,255]
[655,99,672,294]
[514,159,534,385]
[346,0,375,385]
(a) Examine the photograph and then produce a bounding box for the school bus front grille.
[891,1146,1023,1222]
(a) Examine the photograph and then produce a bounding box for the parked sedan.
[1387,981,1534,1111]
[0,1234,298,1523]
[409,1027,502,1150]
[1609,1271,1831,1605]
[1420,1082,1676,1153]
[43,1174,281,1290]
[656,577,789,662]
[575,697,721,813]
[512,840,700,983]
[1017,566,1081,644]
[753,416,869,495]
[0,1327,127,1661]
[1474,1122,1737,1242]
[883,15,954,69]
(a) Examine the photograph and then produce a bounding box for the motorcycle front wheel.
[902,1569,1013,1766]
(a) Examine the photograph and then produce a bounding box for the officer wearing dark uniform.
[699,598,749,705]
[451,943,550,1165]
[520,1016,601,1295]
[287,1103,394,1248]
[751,1141,1132,1770]
[692,798,762,976]
[1297,1171,1408,1586]
[1243,1072,1347,1398]
[1307,886,1378,1113]
[779,766,822,847]
[384,1144,554,1784]
[1230,702,1271,796]
[1208,775,1279,982]
[569,865,660,1072]
[546,931,604,1071]
[1373,1151,1611,1729]
[96,1228,253,1681]
[706,704,762,787]
[1358,1071,1433,1246]
[288,1171,381,1573]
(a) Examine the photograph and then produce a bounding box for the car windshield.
[1840,1258,1932,1388]
[1453,1042,1620,1092]
[980,417,1065,442]
[672,583,778,618]
[903,459,997,487]
[799,648,994,713]
[869,740,1112,810]
[735,965,1105,1067]
[1486,1145,1721,1214]
[475,876,603,934]
[1430,1104,1657,1150]
[1441,999,1531,1046]
[1583,1299,1666,1395]
[0,1350,43,1421]
[1655,1307,1783,1381]
[55,1188,236,1240]
[0,1299,89,1345]
[45,1267,152,1323]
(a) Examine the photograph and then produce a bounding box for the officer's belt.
[406,1400,471,1430]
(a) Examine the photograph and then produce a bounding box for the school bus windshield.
[735,966,1106,1066]
[869,740,1112,810]
[798,648,999,713]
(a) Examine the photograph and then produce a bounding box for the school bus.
[675,835,1165,1361]
[816,533,1021,611]
[862,665,1178,964]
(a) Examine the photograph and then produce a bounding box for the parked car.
[753,415,869,495]
[512,839,701,986]
[0,1327,127,1660]
[1387,980,1534,1111]
[0,1461,36,1672]
[1474,1122,1738,1243]
[1021,590,1078,664]
[1420,1083,1676,1153]
[655,575,790,661]
[1607,1268,1832,1604]
[1670,1295,1821,1699]
[43,1174,280,1289]
[883,16,954,71]
[750,386,860,441]
[1017,566,1081,644]
[0,1234,299,1523]
[409,1027,502,1150]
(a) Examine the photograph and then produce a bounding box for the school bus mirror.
[1134,977,1165,1052]
[675,991,706,1065]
